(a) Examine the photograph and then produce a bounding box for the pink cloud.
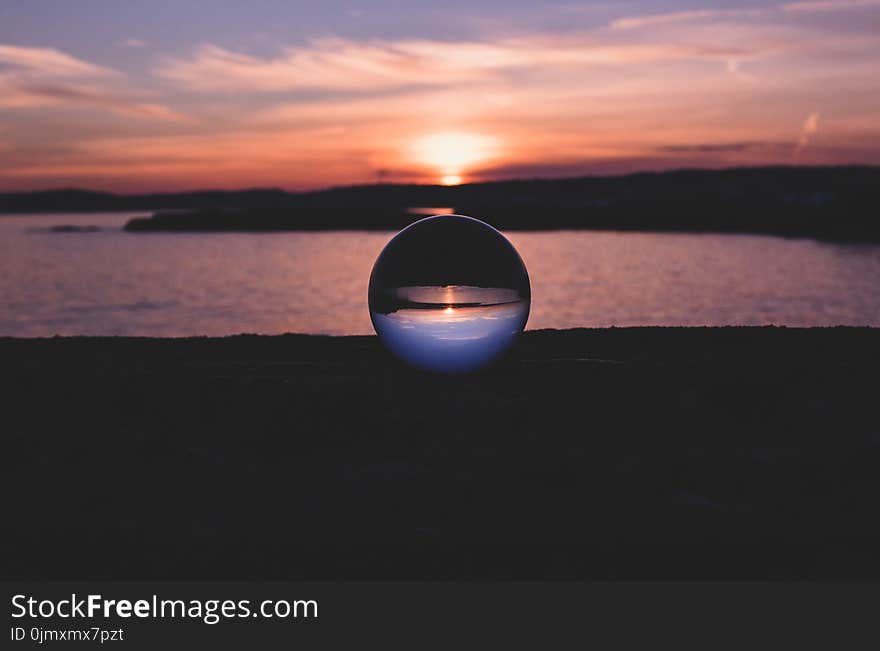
[0,42,186,122]
[610,8,767,30]
[783,0,880,12]
[158,36,756,93]
[612,0,880,31]
[0,44,115,77]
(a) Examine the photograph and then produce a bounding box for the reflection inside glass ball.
[369,214,530,373]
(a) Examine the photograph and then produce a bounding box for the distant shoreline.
[2,165,879,242]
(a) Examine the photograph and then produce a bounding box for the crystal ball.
[369,214,530,373]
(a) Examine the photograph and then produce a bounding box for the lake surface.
[2,212,879,337]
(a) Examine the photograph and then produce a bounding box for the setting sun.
[411,132,497,183]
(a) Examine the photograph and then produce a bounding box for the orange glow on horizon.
[3,6,880,193]
[410,131,497,185]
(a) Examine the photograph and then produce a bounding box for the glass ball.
[369,214,530,373]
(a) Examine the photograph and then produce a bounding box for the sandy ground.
[2,327,879,579]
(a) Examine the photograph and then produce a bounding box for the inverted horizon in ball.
[369,214,530,373]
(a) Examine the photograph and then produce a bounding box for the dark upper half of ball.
[369,215,531,295]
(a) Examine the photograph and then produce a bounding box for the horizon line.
[2,163,877,198]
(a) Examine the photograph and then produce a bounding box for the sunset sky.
[1,0,879,192]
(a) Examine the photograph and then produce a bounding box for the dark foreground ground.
[2,327,879,580]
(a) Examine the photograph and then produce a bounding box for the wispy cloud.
[158,36,754,93]
[783,0,880,13]
[0,44,115,77]
[0,42,185,121]
[121,38,147,48]
[610,8,766,30]
[795,111,821,159]
[5,83,189,121]
[158,40,508,91]
[612,0,880,30]
[657,142,771,154]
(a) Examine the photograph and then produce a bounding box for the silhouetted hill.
[0,186,294,213]
[2,166,879,240]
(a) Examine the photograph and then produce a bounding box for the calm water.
[1,212,879,337]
